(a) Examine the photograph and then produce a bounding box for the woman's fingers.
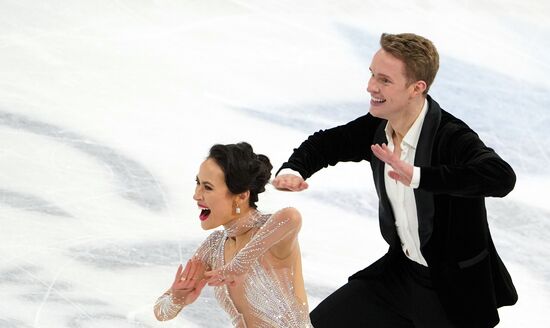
[182,260,192,278]
[204,269,238,287]
[185,260,198,281]
[172,260,193,289]
[192,261,206,282]
[183,278,208,305]
[196,278,208,291]
[173,260,207,290]
[172,263,184,284]
[204,270,224,286]
[207,279,225,287]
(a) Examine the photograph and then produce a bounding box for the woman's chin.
[200,221,211,230]
[200,219,218,230]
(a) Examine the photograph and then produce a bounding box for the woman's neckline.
[223,209,262,238]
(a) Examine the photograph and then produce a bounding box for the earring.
[235,206,241,214]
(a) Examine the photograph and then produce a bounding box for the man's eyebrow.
[375,72,392,80]
[369,68,391,77]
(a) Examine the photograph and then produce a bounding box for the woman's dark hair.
[208,142,272,208]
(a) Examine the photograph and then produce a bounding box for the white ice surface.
[1,1,549,327]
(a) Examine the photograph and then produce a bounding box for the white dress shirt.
[384,99,429,266]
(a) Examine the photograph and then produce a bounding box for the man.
[272,33,517,328]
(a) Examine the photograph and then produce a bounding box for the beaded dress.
[156,209,313,328]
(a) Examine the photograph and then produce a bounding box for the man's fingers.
[272,174,308,192]
[371,144,386,162]
[388,170,401,181]
[271,176,283,188]
[372,144,396,167]
[371,144,383,156]
[273,176,290,187]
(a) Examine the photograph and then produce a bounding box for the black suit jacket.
[278,96,518,327]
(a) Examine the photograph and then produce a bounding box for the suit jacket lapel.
[414,96,441,247]
[372,120,400,247]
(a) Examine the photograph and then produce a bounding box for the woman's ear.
[232,191,250,205]
[239,190,250,202]
[233,191,250,215]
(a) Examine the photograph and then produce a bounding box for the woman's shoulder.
[273,206,301,217]
[258,206,299,217]
[259,207,301,225]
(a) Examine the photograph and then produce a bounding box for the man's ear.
[413,80,427,96]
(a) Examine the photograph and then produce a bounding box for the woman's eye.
[205,185,213,191]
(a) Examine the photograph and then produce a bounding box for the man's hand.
[371,143,413,186]
[272,174,309,192]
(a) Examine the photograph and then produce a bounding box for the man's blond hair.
[380,33,439,94]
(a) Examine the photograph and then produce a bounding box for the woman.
[154,142,312,328]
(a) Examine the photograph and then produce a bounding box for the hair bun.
[208,142,273,208]
[253,153,273,194]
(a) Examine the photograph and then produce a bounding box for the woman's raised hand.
[171,259,208,305]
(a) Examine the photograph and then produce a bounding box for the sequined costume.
[156,209,313,328]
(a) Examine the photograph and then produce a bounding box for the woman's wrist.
[155,292,185,320]
[169,290,187,305]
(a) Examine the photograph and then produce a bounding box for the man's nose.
[366,76,378,93]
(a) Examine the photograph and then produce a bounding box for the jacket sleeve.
[277,114,383,179]
[419,123,516,198]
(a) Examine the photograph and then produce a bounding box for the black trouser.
[310,253,457,328]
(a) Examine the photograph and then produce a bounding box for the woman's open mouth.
[199,207,211,221]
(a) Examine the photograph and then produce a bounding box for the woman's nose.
[193,185,202,200]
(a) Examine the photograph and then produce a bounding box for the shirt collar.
[384,98,429,149]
